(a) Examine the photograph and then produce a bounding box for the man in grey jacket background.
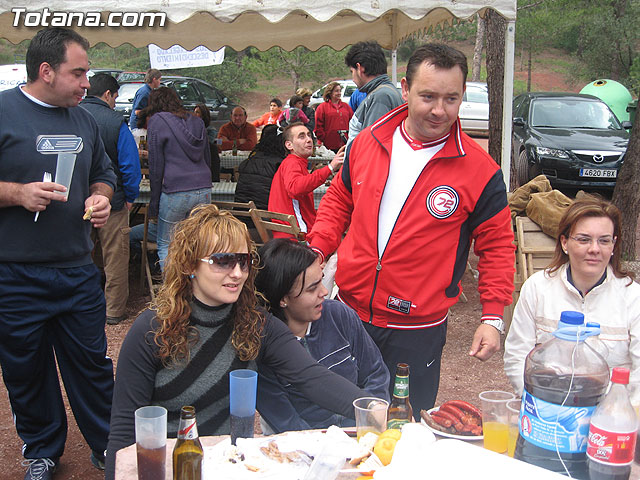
[345,40,404,144]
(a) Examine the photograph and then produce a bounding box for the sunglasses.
[200,253,252,271]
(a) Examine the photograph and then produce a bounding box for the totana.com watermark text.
[12,8,167,28]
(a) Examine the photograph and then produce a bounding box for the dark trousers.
[363,321,447,420]
[0,262,114,462]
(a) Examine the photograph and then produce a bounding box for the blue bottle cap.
[559,311,584,326]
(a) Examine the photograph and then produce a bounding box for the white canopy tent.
[0,0,517,183]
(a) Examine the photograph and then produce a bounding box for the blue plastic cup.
[229,369,257,444]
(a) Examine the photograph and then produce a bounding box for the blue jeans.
[157,189,211,269]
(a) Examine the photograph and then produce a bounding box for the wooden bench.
[504,216,556,325]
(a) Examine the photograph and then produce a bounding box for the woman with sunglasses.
[105,205,367,478]
[504,195,640,400]
[254,239,389,434]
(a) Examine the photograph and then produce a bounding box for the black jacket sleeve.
[257,314,367,418]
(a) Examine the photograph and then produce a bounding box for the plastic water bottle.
[514,311,610,479]
[587,367,637,480]
[558,310,584,330]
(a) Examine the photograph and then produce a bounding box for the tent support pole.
[501,20,516,191]
[392,49,397,85]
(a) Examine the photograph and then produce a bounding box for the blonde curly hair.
[151,204,264,366]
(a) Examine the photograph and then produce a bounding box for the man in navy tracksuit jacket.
[0,28,116,479]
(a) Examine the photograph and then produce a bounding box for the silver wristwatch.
[482,318,505,334]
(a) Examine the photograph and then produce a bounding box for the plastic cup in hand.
[352,396,389,440]
[135,406,167,480]
[229,369,257,445]
[54,153,76,200]
[479,390,515,453]
[506,398,522,457]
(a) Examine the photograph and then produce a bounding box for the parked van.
[0,64,27,92]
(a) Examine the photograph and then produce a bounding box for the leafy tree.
[249,46,348,93]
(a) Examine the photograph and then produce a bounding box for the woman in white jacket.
[504,195,640,402]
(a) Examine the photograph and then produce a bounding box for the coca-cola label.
[586,424,636,465]
[178,419,198,440]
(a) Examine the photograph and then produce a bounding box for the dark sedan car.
[115,76,236,129]
[512,92,630,190]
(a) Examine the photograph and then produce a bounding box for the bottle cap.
[611,367,630,384]
[560,311,584,325]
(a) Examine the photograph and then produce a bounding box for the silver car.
[308,80,357,108]
[459,82,489,134]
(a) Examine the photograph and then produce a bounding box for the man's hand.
[329,145,345,172]
[85,194,111,228]
[126,201,134,211]
[20,181,68,212]
[237,138,246,145]
[468,323,501,361]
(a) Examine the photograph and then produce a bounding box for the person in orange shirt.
[253,98,282,127]
[217,106,257,152]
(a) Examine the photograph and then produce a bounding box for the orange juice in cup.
[479,391,515,454]
[483,421,509,453]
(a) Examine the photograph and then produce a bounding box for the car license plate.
[579,169,617,178]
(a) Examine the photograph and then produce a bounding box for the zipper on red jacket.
[368,259,382,323]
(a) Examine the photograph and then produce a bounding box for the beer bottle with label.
[173,406,203,480]
[139,135,147,151]
[232,139,238,156]
[387,363,413,429]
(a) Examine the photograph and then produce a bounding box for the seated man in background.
[255,239,389,434]
[217,106,257,152]
[268,123,343,239]
[253,98,282,128]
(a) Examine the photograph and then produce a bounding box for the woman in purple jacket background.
[146,87,212,269]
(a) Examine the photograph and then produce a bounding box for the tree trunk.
[527,40,532,92]
[612,106,640,261]
[472,13,486,82]
[485,9,506,167]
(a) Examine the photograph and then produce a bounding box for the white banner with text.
[148,44,225,70]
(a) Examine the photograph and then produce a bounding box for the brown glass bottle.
[386,363,413,429]
[173,406,203,480]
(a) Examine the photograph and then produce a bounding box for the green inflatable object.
[580,79,633,122]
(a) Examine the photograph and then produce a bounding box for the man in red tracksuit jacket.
[268,123,344,238]
[308,44,515,416]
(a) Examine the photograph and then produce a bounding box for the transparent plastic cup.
[54,153,76,200]
[479,390,515,453]
[352,396,389,440]
[229,369,257,445]
[134,406,167,480]
[506,398,522,457]
[303,440,346,480]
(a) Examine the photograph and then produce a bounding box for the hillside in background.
[240,42,586,121]
[0,37,605,122]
